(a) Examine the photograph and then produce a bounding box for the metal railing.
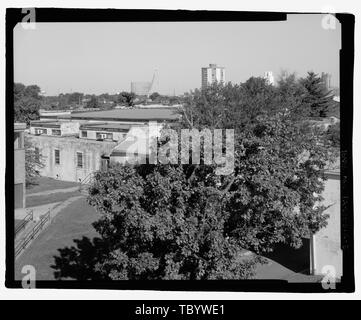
[15,210,51,258]
[79,172,94,193]
[15,210,34,236]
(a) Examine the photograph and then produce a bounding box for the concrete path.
[26,186,80,197]
[16,195,84,221]
[15,202,61,220]
[49,195,84,219]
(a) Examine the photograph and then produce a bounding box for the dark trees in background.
[326,122,340,148]
[14,83,42,125]
[300,71,334,118]
[86,95,99,109]
[52,77,338,280]
[118,92,135,107]
[68,92,84,105]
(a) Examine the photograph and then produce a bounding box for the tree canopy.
[14,83,42,125]
[118,92,136,107]
[86,95,99,109]
[52,75,338,280]
[24,139,45,187]
[300,71,334,118]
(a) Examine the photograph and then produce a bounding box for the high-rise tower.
[201,64,226,89]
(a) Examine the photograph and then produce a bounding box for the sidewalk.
[15,202,61,220]
[26,186,80,197]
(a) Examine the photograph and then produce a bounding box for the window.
[81,131,87,138]
[52,129,61,136]
[35,128,48,135]
[96,132,105,140]
[54,149,60,165]
[96,132,113,140]
[77,152,83,168]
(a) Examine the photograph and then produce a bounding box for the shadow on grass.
[263,238,310,274]
[51,236,110,280]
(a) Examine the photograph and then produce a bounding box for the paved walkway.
[15,202,61,220]
[15,195,83,221]
[254,258,323,282]
[26,186,80,197]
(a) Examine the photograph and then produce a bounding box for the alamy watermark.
[21,8,36,30]
[119,121,235,175]
[21,265,36,289]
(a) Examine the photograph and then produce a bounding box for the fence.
[15,210,51,258]
[15,210,34,236]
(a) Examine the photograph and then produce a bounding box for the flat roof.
[31,121,61,128]
[14,123,26,131]
[80,123,132,131]
[70,108,180,122]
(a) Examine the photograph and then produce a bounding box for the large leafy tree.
[52,79,336,280]
[14,83,42,125]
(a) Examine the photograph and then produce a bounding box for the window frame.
[52,129,61,136]
[76,151,84,168]
[54,149,60,165]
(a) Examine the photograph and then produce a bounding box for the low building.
[28,108,179,182]
[79,123,131,142]
[14,123,26,209]
[27,133,117,182]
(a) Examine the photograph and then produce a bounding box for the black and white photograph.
[2,2,358,301]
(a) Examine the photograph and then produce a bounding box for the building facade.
[201,64,226,89]
[321,72,332,91]
[28,108,179,182]
[14,123,26,209]
[263,71,275,86]
[311,167,342,278]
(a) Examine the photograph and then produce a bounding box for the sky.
[14,14,341,96]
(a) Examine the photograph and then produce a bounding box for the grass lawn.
[26,191,81,208]
[26,177,80,195]
[15,197,99,280]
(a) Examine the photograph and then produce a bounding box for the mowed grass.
[26,191,81,207]
[26,177,80,195]
[15,197,100,280]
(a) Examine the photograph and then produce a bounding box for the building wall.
[60,121,80,136]
[14,148,25,209]
[131,82,152,96]
[26,134,117,182]
[14,125,26,209]
[80,130,127,142]
[312,173,342,278]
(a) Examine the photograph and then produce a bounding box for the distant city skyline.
[14,14,341,96]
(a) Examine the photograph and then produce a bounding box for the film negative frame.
[5,8,355,292]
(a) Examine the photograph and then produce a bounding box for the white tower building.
[264,71,275,86]
[201,64,226,88]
